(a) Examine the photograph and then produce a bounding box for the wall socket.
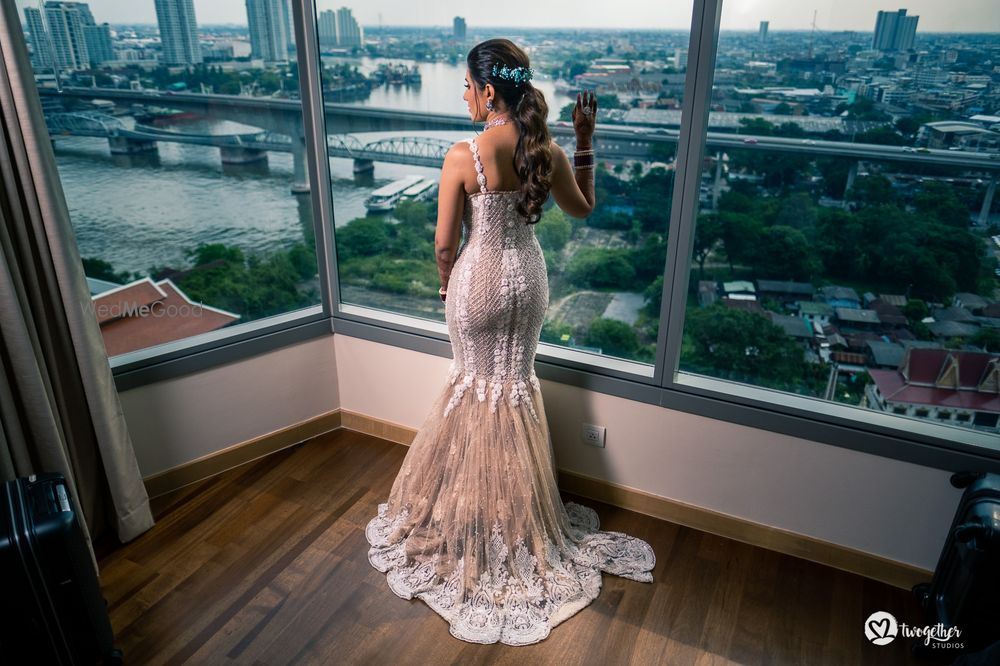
[581,423,606,448]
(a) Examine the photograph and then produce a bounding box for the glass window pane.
[315,3,693,372]
[19,0,321,359]
[678,1,1000,438]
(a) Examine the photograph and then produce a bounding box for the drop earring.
[486,98,494,111]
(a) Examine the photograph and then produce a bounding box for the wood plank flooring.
[93,428,937,665]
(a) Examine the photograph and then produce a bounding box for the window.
[674,0,1000,441]
[315,2,694,373]
[10,0,999,454]
[20,0,322,361]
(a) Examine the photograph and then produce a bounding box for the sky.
[14,0,1000,32]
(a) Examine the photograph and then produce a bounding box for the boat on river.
[364,175,424,212]
[400,177,438,203]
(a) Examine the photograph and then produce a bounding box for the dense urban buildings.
[43,1,97,70]
[15,6,1000,436]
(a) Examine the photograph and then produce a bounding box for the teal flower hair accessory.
[491,63,534,85]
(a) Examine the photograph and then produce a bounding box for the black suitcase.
[0,472,122,665]
[912,471,1000,662]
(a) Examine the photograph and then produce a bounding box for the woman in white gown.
[365,38,656,646]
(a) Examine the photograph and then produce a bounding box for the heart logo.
[864,611,899,645]
[868,618,890,638]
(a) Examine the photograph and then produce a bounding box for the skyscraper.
[84,23,114,66]
[154,0,202,65]
[246,0,289,62]
[318,10,337,47]
[873,9,918,52]
[24,7,54,69]
[44,2,92,70]
[759,20,768,42]
[453,16,466,41]
[335,7,362,48]
[281,0,295,50]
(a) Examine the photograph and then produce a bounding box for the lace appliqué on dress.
[366,500,656,646]
[444,359,541,421]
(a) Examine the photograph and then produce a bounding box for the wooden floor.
[94,428,936,665]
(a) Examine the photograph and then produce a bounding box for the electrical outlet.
[581,423,606,448]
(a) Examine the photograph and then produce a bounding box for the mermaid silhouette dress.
[365,136,656,646]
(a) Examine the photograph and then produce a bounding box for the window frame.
[6,0,999,471]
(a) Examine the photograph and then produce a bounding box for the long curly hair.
[467,39,552,223]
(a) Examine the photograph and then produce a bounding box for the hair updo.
[467,38,552,223]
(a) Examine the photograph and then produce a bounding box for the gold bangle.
[438,286,447,295]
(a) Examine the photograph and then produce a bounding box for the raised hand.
[572,91,597,145]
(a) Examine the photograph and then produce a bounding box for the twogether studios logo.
[864,611,964,649]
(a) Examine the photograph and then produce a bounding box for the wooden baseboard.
[143,411,341,501]
[143,408,932,591]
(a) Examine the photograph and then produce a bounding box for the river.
[54,58,575,277]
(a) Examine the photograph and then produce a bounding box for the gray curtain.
[0,2,153,576]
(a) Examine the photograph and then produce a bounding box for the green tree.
[535,207,572,252]
[754,226,820,281]
[693,213,722,280]
[336,216,390,260]
[565,248,636,288]
[972,328,1000,353]
[629,232,667,283]
[684,304,807,385]
[586,318,639,357]
[718,211,763,271]
[914,182,972,228]
[81,257,134,283]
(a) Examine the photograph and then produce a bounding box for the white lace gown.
[365,136,656,646]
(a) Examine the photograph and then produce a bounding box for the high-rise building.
[318,10,337,47]
[335,7,363,48]
[281,0,295,50]
[453,16,466,41]
[246,0,290,62]
[872,9,918,52]
[154,0,202,65]
[24,7,54,69]
[759,20,768,42]
[44,2,93,70]
[84,23,114,66]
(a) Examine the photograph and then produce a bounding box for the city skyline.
[12,0,1000,32]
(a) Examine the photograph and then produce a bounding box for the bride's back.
[462,125,524,194]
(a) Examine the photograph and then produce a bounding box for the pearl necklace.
[483,115,511,131]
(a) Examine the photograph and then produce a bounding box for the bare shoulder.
[445,140,473,165]
[548,140,568,159]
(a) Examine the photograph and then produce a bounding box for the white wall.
[333,335,961,571]
[119,331,961,571]
[118,335,338,477]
